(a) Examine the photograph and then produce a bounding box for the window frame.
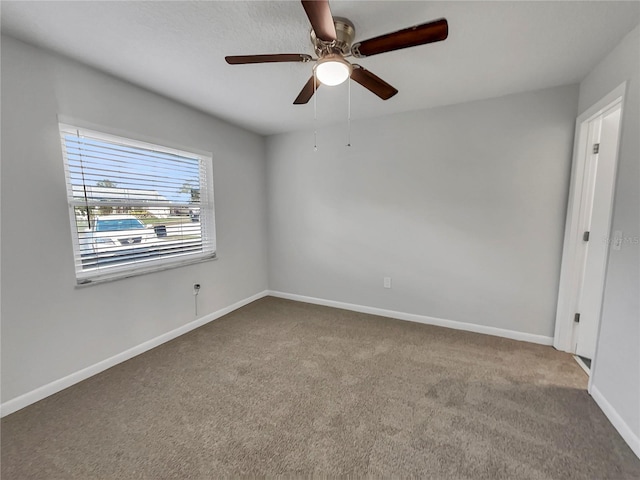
[59,122,217,286]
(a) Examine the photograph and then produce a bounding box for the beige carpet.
[2,297,639,479]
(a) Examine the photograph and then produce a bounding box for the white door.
[575,103,622,359]
[554,83,626,364]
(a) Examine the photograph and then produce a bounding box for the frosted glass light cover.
[315,60,351,86]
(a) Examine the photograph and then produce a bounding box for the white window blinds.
[59,123,216,284]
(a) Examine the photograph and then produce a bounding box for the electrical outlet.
[384,277,392,289]
[612,231,623,251]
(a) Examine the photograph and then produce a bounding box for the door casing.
[554,82,626,379]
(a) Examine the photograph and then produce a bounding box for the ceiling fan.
[225,0,448,104]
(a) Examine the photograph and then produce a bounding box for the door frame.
[554,82,626,363]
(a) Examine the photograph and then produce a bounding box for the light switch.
[384,277,392,289]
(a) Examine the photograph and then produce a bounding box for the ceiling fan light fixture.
[225,2,449,105]
[314,56,352,86]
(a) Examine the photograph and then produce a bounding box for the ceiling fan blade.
[350,65,398,100]
[351,18,448,58]
[225,54,312,65]
[293,76,321,105]
[301,0,337,42]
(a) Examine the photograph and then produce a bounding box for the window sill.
[74,252,217,288]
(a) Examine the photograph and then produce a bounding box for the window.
[59,123,216,285]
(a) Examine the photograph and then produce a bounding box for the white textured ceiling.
[2,1,639,135]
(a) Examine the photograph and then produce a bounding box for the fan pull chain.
[313,70,318,152]
[347,77,352,147]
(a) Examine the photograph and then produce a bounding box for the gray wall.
[1,37,269,403]
[580,26,639,440]
[2,25,637,454]
[267,85,579,337]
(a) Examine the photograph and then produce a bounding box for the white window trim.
[59,122,217,286]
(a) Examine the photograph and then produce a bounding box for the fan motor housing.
[311,17,355,57]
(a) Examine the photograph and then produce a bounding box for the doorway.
[554,83,626,374]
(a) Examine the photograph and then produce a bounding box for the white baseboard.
[267,290,554,346]
[0,290,269,418]
[590,385,640,459]
[7,290,635,459]
[0,290,554,417]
